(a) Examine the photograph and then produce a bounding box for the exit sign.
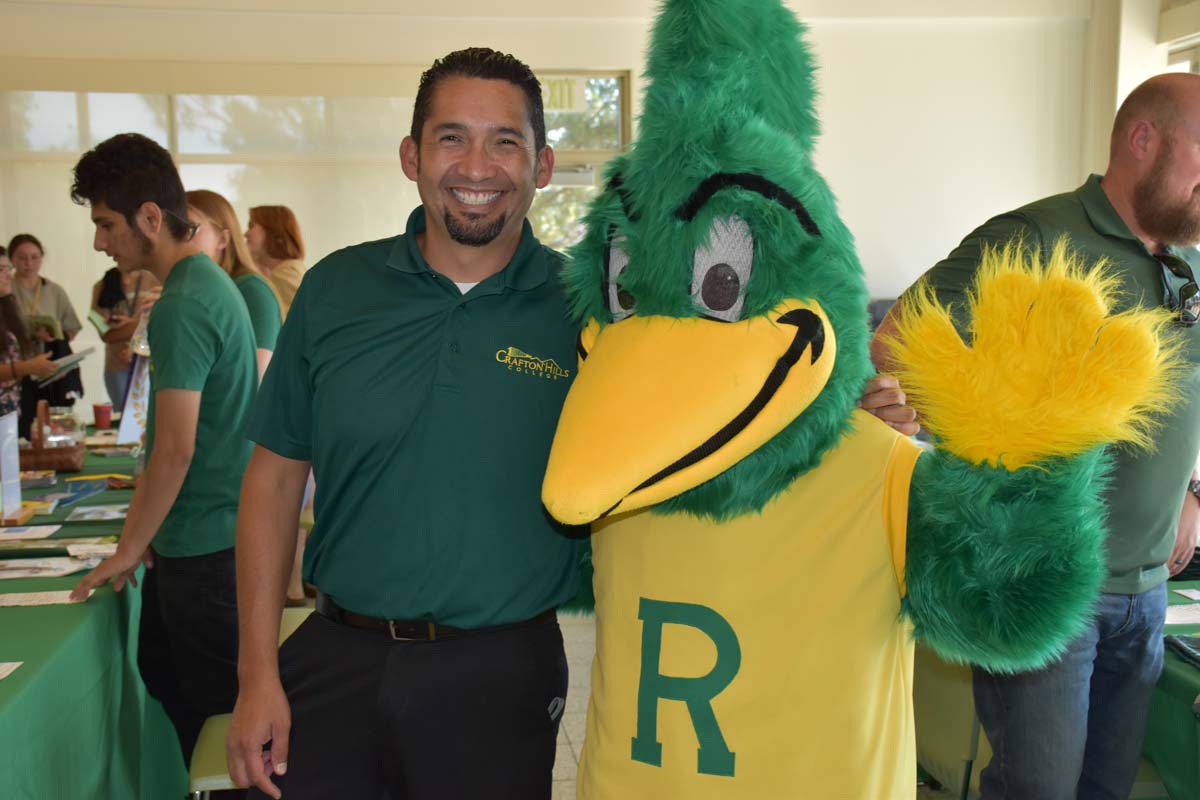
[540,76,587,112]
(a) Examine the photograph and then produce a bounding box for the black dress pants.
[249,609,569,800]
[137,547,240,766]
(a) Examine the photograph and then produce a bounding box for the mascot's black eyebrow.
[607,173,638,221]
[675,172,821,238]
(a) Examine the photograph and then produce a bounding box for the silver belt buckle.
[387,619,437,641]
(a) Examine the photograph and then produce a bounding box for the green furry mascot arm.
[890,241,1181,672]
[905,448,1110,672]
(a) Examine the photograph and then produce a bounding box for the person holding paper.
[91,264,159,413]
[7,234,82,344]
[67,132,258,769]
[8,234,84,410]
[0,247,55,421]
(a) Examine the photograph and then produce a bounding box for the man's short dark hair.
[71,133,193,241]
[411,47,547,152]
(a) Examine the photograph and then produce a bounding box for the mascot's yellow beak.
[542,299,835,524]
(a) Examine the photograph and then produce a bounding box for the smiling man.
[227,48,584,800]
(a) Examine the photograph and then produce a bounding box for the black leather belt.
[315,592,555,641]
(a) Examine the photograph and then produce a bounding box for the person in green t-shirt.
[873,73,1200,800]
[67,133,258,769]
[186,188,283,380]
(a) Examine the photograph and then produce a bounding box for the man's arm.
[1171,465,1200,577]
[70,389,199,598]
[227,445,310,799]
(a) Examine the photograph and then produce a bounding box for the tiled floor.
[554,613,957,800]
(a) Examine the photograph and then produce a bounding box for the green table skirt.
[0,453,188,798]
[1143,580,1200,800]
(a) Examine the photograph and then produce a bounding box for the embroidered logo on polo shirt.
[495,346,571,380]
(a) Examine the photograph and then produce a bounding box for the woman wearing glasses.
[186,190,282,379]
[0,245,58,422]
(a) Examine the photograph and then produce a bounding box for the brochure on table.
[117,355,149,445]
[0,412,19,519]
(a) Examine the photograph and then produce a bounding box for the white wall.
[810,17,1088,299]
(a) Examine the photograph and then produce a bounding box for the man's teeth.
[452,189,501,206]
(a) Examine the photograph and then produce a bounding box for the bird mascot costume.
[540,0,1182,797]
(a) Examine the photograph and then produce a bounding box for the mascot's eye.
[691,215,753,322]
[606,236,635,322]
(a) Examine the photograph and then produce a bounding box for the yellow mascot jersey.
[579,410,923,799]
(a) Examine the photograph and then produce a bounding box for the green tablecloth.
[0,454,188,799]
[1144,580,1200,800]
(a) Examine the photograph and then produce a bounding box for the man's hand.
[227,678,291,799]
[34,327,54,343]
[859,374,919,436]
[1170,491,1199,577]
[69,547,150,600]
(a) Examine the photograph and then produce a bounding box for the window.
[531,74,629,252]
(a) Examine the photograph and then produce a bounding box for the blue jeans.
[973,584,1167,799]
[104,368,129,414]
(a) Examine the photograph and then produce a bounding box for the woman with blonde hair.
[245,205,305,318]
[186,190,282,379]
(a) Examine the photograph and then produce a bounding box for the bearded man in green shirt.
[874,73,1200,800]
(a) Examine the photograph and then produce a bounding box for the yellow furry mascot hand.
[887,239,1180,469]
[893,238,1183,671]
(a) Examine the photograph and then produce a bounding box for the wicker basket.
[19,400,85,473]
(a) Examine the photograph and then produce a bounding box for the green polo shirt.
[234,272,282,350]
[147,253,257,557]
[249,207,583,627]
[912,174,1200,595]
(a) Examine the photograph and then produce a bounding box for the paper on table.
[66,542,118,558]
[0,536,112,554]
[0,525,61,540]
[1165,603,1200,626]
[1174,589,1200,601]
[65,504,128,523]
[0,557,98,579]
[0,589,93,607]
[0,662,21,680]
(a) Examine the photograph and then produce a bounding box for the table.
[1143,580,1200,800]
[915,580,1200,800]
[0,452,189,799]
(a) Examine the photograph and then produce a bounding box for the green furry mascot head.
[542,0,873,523]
